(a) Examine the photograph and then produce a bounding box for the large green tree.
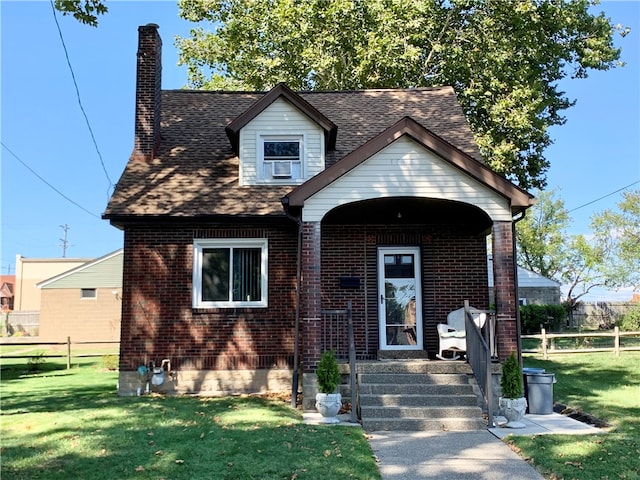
[516,189,639,307]
[590,189,640,290]
[176,0,626,190]
[516,189,570,280]
[53,0,107,27]
[559,233,609,308]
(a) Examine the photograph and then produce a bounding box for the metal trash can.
[522,368,545,413]
[524,370,556,415]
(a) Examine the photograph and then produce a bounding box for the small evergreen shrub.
[316,350,341,393]
[27,352,46,373]
[500,352,524,399]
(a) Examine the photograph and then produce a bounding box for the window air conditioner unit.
[272,160,293,178]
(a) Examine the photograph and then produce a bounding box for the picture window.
[193,239,268,308]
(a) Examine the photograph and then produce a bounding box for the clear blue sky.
[1,1,639,298]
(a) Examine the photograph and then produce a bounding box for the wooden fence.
[0,337,119,369]
[3,311,39,336]
[522,327,640,359]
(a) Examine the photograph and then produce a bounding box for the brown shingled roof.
[104,86,485,223]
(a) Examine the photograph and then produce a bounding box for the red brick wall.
[300,222,322,369]
[119,221,298,372]
[491,221,519,359]
[321,224,489,358]
[120,219,500,373]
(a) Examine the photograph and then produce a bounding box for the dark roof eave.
[103,212,290,228]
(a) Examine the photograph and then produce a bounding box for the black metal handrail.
[321,301,358,423]
[320,307,350,360]
[463,300,494,428]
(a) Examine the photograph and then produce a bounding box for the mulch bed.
[553,402,610,428]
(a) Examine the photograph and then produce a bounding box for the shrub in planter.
[499,352,527,428]
[316,350,341,393]
[315,350,342,423]
[501,352,524,399]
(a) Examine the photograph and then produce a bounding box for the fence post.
[614,326,620,358]
[67,336,71,370]
[541,328,548,360]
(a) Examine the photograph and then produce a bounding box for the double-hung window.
[193,239,268,308]
[258,135,303,182]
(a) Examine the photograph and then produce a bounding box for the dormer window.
[258,135,303,182]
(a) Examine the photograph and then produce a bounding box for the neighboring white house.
[488,256,561,305]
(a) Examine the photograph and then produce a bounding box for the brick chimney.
[133,24,162,159]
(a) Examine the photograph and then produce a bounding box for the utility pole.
[59,224,71,258]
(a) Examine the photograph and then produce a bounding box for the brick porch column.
[491,221,520,360]
[301,221,322,372]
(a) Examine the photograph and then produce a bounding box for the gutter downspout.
[283,198,302,409]
[512,210,526,369]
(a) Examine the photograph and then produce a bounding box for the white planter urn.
[315,393,342,424]
[500,397,528,428]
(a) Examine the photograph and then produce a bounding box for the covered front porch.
[280,117,534,411]
[290,194,520,412]
[295,196,520,367]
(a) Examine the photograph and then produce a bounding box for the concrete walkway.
[368,430,544,480]
[303,412,605,480]
[489,412,604,439]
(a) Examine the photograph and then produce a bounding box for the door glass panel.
[383,254,417,346]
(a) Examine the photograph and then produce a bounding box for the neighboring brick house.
[37,250,123,342]
[1,275,14,311]
[104,25,535,398]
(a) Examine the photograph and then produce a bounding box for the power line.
[567,180,640,213]
[2,141,101,219]
[49,0,114,194]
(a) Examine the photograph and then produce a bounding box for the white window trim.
[256,133,305,184]
[192,238,268,308]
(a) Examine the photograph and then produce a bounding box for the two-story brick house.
[104,24,534,402]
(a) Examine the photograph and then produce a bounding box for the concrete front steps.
[357,360,487,431]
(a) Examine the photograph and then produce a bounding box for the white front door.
[378,247,423,350]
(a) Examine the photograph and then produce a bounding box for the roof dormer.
[226,83,337,186]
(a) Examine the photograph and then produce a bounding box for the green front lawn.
[511,352,640,480]
[3,352,638,479]
[0,359,380,480]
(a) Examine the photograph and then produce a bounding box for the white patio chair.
[436,306,487,360]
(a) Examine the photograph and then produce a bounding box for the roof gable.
[226,83,337,154]
[0,283,13,298]
[488,256,560,288]
[284,117,534,212]
[37,249,123,289]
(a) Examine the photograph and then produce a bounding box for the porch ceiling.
[322,197,492,234]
